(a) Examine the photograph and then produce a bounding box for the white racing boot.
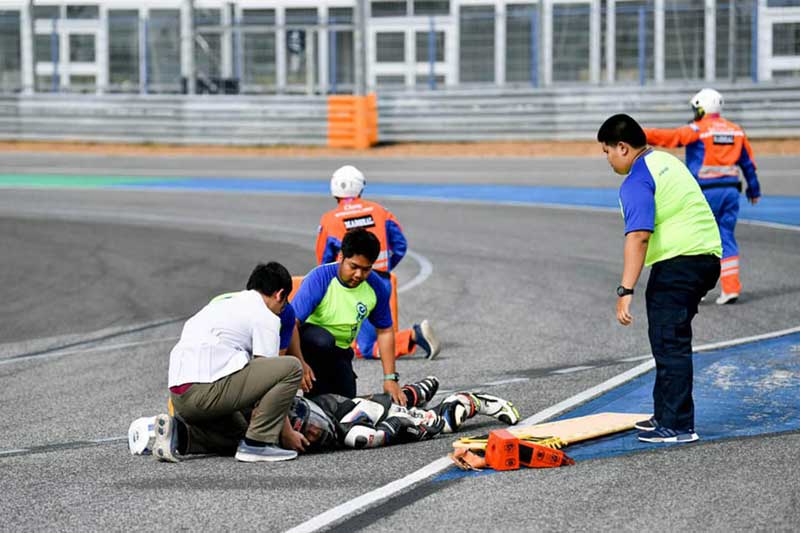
[470,393,521,425]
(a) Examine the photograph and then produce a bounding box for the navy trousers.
[299,323,357,398]
[645,255,720,431]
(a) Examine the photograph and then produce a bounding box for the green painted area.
[0,174,178,188]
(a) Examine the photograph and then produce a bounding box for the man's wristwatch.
[616,285,634,297]
[383,372,400,382]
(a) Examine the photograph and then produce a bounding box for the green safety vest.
[642,150,722,266]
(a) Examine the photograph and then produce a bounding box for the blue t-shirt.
[619,150,656,235]
[278,303,296,350]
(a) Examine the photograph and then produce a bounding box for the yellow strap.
[457,435,567,449]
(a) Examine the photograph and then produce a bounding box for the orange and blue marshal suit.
[644,88,761,304]
[315,165,440,360]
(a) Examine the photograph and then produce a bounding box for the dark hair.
[246,262,292,299]
[341,228,380,263]
[597,114,647,148]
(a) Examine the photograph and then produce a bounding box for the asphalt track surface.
[1,151,799,531]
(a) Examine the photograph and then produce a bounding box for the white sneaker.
[153,414,180,463]
[235,441,298,462]
[715,292,739,305]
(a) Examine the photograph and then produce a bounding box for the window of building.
[460,5,494,83]
[69,74,96,92]
[242,9,275,26]
[329,8,355,89]
[506,4,536,84]
[69,34,95,62]
[773,22,800,56]
[66,5,99,19]
[108,10,139,90]
[610,1,654,83]
[34,5,61,20]
[376,32,405,62]
[194,8,220,26]
[329,7,354,24]
[194,8,222,80]
[372,1,408,18]
[773,69,800,78]
[415,74,445,86]
[35,33,58,63]
[552,3,590,82]
[0,11,22,91]
[242,33,276,90]
[663,0,704,80]
[285,9,319,87]
[286,8,319,26]
[715,0,753,81]
[196,33,221,79]
[415,30,445,62]
[376,74,406,86]
[414,0,450,16]
[37,75,56,91]
[147,9,181,91]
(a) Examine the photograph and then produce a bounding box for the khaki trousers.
[171,356,302,455]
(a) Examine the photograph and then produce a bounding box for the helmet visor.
[290,398,336,449]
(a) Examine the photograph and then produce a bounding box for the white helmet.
[690,88,723,117]
[330,165,366,198]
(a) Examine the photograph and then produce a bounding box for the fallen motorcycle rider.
[287,376,521,451]
[128,376,520,456]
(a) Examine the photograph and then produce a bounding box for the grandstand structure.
[0,0,798,95]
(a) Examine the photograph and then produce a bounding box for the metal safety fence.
[0,93,330,145]
[1,83,799,146]
[378,84,800,142]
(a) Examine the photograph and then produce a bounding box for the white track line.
[285,457,454,533]
[0,449,29,456]
[398,250,433,294]
[692,324,800,353]
[482,377,531,386]
[286,323,800,533]
[551,365,596,375]
[0,337,177,366]
[92,437,127,443]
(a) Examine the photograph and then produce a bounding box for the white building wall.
[2,0,800,93]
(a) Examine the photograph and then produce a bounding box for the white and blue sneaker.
[638,426,699,443]
[235,440,298,463]
[634,416,658,432]
[413,320,441,360]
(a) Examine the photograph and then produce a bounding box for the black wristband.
[616,285,634,297]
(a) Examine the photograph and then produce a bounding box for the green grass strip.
[0,174,180,188]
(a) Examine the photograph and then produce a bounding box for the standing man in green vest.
[598,114,721,444]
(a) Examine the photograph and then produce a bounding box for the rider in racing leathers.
[287,376,520,450]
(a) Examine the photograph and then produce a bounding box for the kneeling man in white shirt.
[154,262,304,463]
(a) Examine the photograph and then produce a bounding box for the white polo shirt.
[168,290,281,387]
